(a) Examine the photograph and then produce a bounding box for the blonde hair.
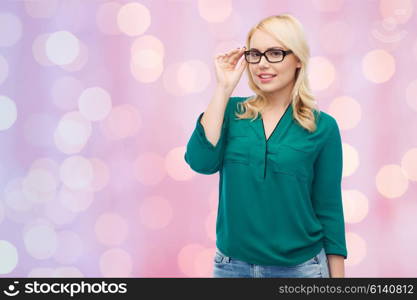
[236,14,319,133]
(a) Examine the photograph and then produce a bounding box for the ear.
[296,61,301,69]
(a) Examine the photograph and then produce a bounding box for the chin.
[258,84,281,92]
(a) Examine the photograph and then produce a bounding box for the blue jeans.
[213,247,330,278]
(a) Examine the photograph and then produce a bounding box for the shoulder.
[315,109,337,127]
[314,109,340,139]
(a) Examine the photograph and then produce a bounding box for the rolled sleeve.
[311,119,348,259]
[184,97,234,174]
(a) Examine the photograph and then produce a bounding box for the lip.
[257,73,277,83]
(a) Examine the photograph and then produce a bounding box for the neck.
[263,81,294,112]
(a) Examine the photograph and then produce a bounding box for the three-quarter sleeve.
[184,97,234,174]
[311,119,348,259]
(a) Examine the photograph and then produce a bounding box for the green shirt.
[184,96,347,266]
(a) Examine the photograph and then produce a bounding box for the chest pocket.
[223,122,250,165]
[268,142,316,182]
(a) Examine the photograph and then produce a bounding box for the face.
[248,30,301,95]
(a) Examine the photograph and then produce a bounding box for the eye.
[269,50,283,57]
[248,51,260,57]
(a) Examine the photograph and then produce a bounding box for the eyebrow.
[249,47,285,51]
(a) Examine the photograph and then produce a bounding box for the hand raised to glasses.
[214,47,248,93]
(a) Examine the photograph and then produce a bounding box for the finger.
[217,48,244,67]
[228,48,243,57]
[217,52,231,61]
[216,46,245,60]
[229,48,246,65]
[223,49,242,64]
[237,55,247,70]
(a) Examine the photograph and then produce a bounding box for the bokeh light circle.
[54,111,92,154]
[0,95,17,131]
[117,2,151,36]
[327,96,362,130]
[0,240,18,274]
[401,148,417,181]
[362,49,395,83]
[59,155,94,190]
[342,143,360,177]
[0,55,9,85]
[346,232,367,266]
[342,190,369,223]
[308,56,336,91]
[53,230,84,264]
[375,164,409,198]
[78,87,112,121]
[100,104,141,140]
[0,12,22,47]
[22,168,57,204]
[198,0,232,23]
[165,146,196,181]
[23,223,58,260]
[99,248,133,277]
[45,31,80,65]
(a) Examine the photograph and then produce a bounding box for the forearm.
[200,86,232,147]
[327,254,345,278]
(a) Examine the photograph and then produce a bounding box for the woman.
[184,14,347,278]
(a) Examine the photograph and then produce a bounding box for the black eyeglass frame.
[243,49,293,64]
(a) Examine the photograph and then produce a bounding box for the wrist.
[215,84,233,97]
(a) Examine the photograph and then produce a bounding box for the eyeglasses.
[244,48,293,64]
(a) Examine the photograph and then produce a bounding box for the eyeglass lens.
[246,50,284,63]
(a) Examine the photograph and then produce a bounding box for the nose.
[258,54,270,68]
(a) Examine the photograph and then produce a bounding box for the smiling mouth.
[257,74,277,83]
[257,74,277,79]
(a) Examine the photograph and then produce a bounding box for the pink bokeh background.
[0,0,416,277]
